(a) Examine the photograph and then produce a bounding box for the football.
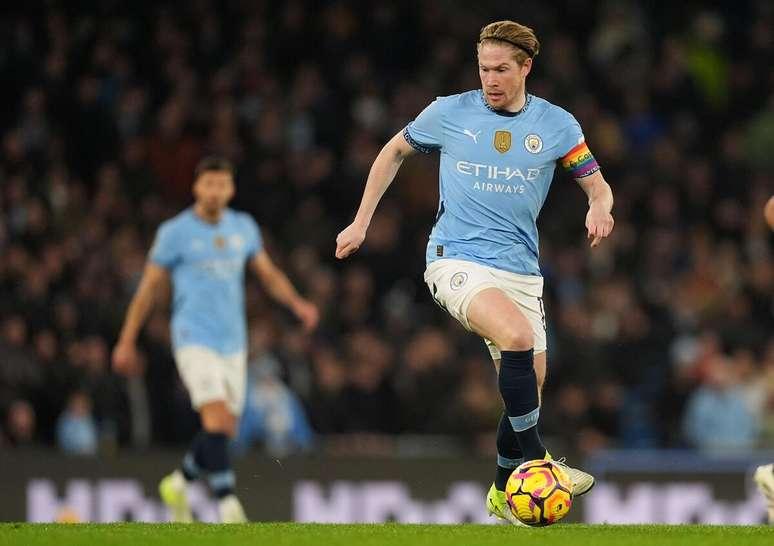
[505,459,574,526]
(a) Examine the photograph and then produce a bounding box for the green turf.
[0,523,771,546]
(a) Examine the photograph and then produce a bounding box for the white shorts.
[423,258,547,359]
[174,345,247,416]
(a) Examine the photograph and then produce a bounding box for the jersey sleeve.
[404,98,445,153]
[148,223,180,270]
[557,117,600,180]
[243,214,264,259]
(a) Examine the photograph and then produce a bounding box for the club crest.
[524,134,543,153]
[450,272,468,290]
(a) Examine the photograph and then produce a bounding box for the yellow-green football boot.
[159,470,193,523]
[486,482,527,526]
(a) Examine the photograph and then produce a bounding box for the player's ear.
[192,176,202,197]
[521,57,533,77]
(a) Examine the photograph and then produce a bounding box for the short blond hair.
[478,20,540,64]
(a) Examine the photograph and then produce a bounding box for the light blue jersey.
[404,90,599,276]
[149,207,263,355]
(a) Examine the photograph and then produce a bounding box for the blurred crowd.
[0,0,772,458]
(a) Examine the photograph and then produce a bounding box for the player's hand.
[292,299,320,332]
[586,204,614,248]
[335,222,367,259]
[112,341,142,376]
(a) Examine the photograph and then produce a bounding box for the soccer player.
[754,202,774,524]
[765,195,774,230]
[335,21,614,524]
[754,464,774,524]
[112,156,319,523]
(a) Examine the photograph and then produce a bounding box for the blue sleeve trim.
[403,126,437,154]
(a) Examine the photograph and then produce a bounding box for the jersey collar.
[480,90,532,117]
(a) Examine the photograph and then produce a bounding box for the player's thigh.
[467,287,533,350]
[175,346,229,405]
[424,259,499,330]
[483,271,547,354]
[222,351,247,419]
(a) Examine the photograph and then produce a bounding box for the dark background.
[0,0,772,461]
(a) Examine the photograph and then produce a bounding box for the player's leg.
[754,463,774,524]
[424,260,540,524]
[488,288,595,498]
[206,350,248,523]
[198,400,246,523]
[159,346,222,522]
[490,350,548,495]
[162,346,245,523]
[468,287,546,461]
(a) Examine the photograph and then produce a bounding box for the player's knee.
[497,327,534,351]
[223,416,238,438]
[200,402,235,435]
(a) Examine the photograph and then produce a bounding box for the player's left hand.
[586,205,614,248]
[293,299,320,332]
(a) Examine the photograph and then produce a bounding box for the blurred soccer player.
[764,195,774,230]
[113,157,319,523]
[754,464,774,524]
[336,21,614,524]
[754,200,774,523]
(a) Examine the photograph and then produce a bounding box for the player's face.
[193,170,235,214]
[478,43,532,111]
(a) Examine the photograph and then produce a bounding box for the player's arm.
[335,131,417,259]
[112,262,170,374]
[577,170,614,248]
[250,250,319,331]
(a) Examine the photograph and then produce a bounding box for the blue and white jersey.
[404,90,599,276]
[149,207,263,355]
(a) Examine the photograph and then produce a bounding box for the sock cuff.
[500,349,534,359]
[208,469,236,491]
[182,452,201,481]
[497,455,524,469]
[499,349,534,372]
[508,407,540,432]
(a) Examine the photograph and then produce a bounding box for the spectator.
[682,356,759,451]
[56,391,98,455]
[4,399,36,447]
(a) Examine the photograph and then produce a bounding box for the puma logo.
[463,129,481,143]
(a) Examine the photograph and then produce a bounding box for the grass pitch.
[0,523,772,546]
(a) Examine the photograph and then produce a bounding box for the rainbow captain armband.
[560,141,600,179]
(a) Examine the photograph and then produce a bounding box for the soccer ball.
[505,459,573,526]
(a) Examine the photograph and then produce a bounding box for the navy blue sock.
[495,412,523,491]
[197,432,235,499]
[181,432,206,482]
[498,349,545,461]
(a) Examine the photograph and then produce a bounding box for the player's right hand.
[112,341,141,376]
[335,222,367,259]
